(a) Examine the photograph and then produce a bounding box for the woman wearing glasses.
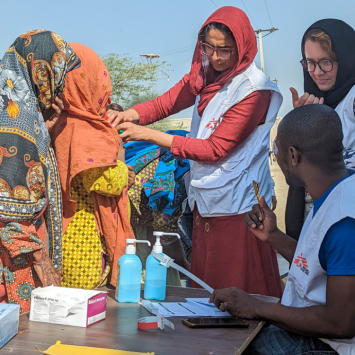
[286,19,355,240]
[108,6,283,296]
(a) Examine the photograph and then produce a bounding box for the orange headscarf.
[51,43,133,286]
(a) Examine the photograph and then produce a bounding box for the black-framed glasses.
[199,42,236,60]
[300,59,335,73]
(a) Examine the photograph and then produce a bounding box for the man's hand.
[242,196,278,242]
[210,287,259,319]
[290,87,324,109]
[45,95,65,133]
[127,166,136,189]
[32,249,61,287]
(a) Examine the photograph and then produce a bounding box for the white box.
[29,285,107,327]
[0,303,20,348]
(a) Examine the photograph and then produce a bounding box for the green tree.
[102,54,169,108]
[126,90,183,132]
[147,118,183,132]
[126,89,161,109]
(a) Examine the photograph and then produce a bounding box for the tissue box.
[0,303,20,348]
[29,285,107,328]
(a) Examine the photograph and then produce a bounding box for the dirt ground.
[271,161,288,233]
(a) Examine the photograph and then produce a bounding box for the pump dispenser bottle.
[116,239,151,303]
[144,232,180,300]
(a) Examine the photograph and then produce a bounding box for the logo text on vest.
[294,253,309,276]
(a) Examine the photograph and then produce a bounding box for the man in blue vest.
[210,104,355,355]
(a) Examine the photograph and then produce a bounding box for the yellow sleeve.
[82,161,128,197]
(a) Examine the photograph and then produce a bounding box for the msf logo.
[205,118,219,130]
[294,253,310,276]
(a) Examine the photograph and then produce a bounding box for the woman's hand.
[118,122,153,142]
[45,95,65,133]
[107,109,139,128]
[127,166,136,189]
[32,249,61,287]
[290,87,324,109]
[118,122,174,150]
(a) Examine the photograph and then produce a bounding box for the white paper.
[141,299,230,317]
[186,298,230,316]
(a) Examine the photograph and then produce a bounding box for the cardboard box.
[0,303,20,348]
[29,285,107,327]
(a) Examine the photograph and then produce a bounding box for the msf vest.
[185,63,282,217]
[335,84,355,150]
[282,174,355,355]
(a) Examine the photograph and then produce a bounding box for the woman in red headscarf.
[108,7,283,296]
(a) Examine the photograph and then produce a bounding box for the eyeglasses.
[300,59,335,73]
[199,42,236,60]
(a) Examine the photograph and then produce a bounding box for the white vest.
[335,84,355,150]
[185,63,283,217]
[282,174,355,355]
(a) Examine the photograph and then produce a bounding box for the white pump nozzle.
[125,238,151,255]
[152,232,180,254]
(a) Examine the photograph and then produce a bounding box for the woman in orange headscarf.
[51,43,134,289]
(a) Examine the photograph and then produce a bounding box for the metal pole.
[254,28,278,74]
[258,30,265,73]
[139,54,160,96]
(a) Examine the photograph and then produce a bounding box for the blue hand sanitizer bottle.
[116,238,151,303]
[144,232,180,301]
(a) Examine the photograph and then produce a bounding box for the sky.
[1,0,355,118]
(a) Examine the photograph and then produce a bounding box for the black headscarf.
[302,19,355,109]
[286,19,355,241]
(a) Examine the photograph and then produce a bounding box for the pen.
[252,180,265,221]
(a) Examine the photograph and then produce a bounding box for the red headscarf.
[189,6,257,116]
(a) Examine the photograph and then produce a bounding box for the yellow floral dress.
[62,161,128,289]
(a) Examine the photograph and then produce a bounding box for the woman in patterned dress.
[51,43,134,289]
[0,30,81,313]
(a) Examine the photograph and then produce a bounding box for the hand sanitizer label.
[158,254,174,268]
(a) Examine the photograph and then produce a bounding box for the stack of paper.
[141,299,229,317]
[186,298,228,316]
[141,294,280,318]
